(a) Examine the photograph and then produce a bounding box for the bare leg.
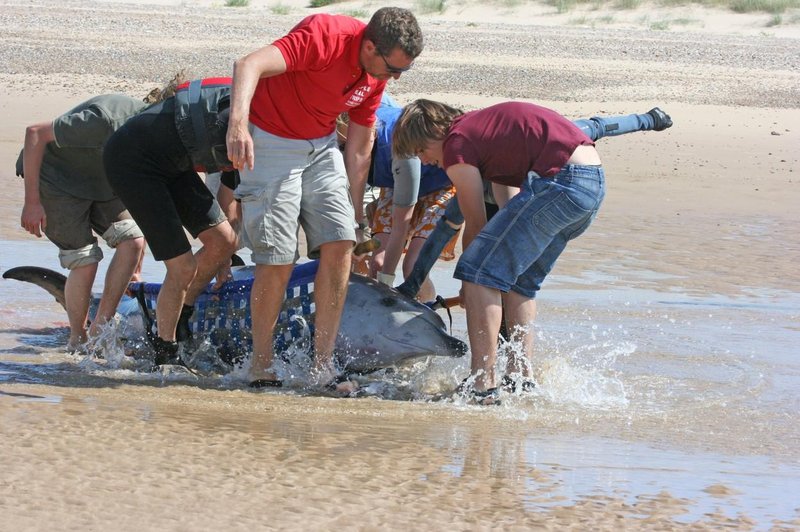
[183,221,238,305]
[89,237,145,337]
[462,280,504,392]
[501,291,537,378]
[313,240,352,376]
[64,263,99,349]
[156,251,197,341]
[130,244,146,283]
[216,185,241,236]
[248,263,294,382]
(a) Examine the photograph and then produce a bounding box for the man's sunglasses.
[381,54,413,74]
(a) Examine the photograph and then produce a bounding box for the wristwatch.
[357,221,368,231]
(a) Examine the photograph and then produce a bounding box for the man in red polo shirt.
[226,7,423,390]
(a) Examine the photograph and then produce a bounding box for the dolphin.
[3,261,467,373]
[3,266,68,308]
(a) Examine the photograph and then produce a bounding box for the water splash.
[32,305,637,410]
[533,356,629,409]
[491,324,632,409]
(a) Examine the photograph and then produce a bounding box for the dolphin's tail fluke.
[3,266,67,309]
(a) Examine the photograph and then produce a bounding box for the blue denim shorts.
[454,164,605,298]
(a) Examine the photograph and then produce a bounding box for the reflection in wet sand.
[2,382,798,530]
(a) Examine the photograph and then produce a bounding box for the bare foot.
[66,333,87,354]
[331,379,359,395]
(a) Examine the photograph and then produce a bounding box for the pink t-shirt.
[249,14,386,139]
[443,102,593,185]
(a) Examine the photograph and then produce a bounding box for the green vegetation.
[548,0,617,13]
[269,3,291,14]
[297,0,800,25]
[636,15,702,28]
[308,0,341,7]
[416,0,448,13]
[634,13,697,28]
[342,9,370,17]
[550,0,571,13]
[729,0,799,13]
[569,13,617,24]
[545,0,799,14]
[225,0,249,6]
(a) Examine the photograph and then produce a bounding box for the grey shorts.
[236,127,356,265]
[39,180,143,269]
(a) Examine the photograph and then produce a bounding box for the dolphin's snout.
[447,336,468,357]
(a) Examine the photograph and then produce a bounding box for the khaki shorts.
[39,180,143,269]
[236,127,356,265]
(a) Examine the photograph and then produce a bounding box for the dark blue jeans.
[396,198,462,298]
[454,166,605,297]
[573,113,657,140]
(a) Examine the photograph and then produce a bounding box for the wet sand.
[1,0,799,529]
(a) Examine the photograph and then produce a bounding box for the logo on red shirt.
[346,85,372,107]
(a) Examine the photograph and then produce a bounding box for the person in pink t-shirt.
[394,99,606,404]
[226,8,423,391]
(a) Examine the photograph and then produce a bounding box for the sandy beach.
[1,0,799,529]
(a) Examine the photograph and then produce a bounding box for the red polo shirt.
[249,14,386,140]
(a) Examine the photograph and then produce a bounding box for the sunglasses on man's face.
[381,54,413,75]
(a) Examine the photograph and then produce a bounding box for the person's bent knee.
[102,219,144,248]
[165,253,199,285]
[59,243,103,270]
[116,235,146,254]
[217,225,239,257]
[199,222,238,254]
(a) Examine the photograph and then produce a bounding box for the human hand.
[352,236,380,262]
[350,236,372,275]
[21,203,46,237]
[355,223,371,244]
[225,122,254,171]
[351,232,379,274]
[212,262,233,290]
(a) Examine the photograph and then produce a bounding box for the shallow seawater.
[1,236,799,530]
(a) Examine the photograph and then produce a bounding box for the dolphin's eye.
[381,296,397,307]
